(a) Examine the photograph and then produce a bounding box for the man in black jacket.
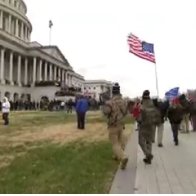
[152,99,169,147]
[167,98,184,146]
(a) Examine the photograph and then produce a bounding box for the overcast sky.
[24,0,196,98]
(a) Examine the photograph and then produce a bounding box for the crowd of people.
[1,82,196,171]
[102,83,196,169]
[0,96,100,126]
[129,91,196,165]
[0,97,100,112]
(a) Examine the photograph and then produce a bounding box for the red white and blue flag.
[127,33,156,63]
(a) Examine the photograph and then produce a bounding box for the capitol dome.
[0,0,32,42]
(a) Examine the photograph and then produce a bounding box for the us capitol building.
[0,0,87,102]
[0,0,113,102]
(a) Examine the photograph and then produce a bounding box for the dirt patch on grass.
[0,122,133,168]
[5,123,132,145]
[0,155,15,169]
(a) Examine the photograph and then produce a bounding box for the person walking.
[102,83,128,170]
[131,99,141,131]
[139,90,161,164]
[167,97,184,146]
[75,95,89,130]
[151,99,169,147]
[2,97,11,126]
[190,98,196,131]
[179,94,190,133]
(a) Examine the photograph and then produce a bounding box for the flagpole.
[153,46,159,98]
[49,20,53,45]
[49,26,52,45]
[154,62,159,98]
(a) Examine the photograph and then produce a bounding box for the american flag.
[127,33,156,63]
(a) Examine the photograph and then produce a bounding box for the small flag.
[165,87,180,100]
[49,20,53,28]
[127,33,156,63]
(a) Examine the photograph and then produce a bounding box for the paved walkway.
[110,122,196,194]
[110,125,137,194]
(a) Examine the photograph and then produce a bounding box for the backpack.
[141,105,161,126]
[103,98,127,126]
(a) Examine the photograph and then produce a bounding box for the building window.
[94,87,96,90]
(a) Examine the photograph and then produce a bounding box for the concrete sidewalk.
[135,122,196,194]
[110,127,138,194]
[110,122,196,194]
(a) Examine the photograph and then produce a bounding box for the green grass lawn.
[0,111,133,194]
[0,142,118,194]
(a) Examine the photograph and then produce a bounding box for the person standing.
[102,83,128,170]
[75,95,89,130]
[67,99,74,113]
[2,97,11,126]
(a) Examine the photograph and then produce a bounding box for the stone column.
[49,64,53,81]
[66,72,68,86]
[24,26,27,41]
[54,66,57,81]
[8,14,12,33]
[0,11,3,29]
[61,70,65,82]
[64,71,67,84]
[17,55,22,86]
[15,18,19,37]
[9,51,14,85]
[0,48,5,84]
[38,59,42,82]
[24,58,28,85]
[70,75,73,86]
[68,74,70,86]
[21,22,24,39]
[44,62,48,81]
[32,57,37,85]
[26,29,28,40]
[58,68,61,82]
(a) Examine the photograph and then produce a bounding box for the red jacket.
[131,103,141,119]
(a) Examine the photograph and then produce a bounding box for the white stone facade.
[0,0,85,102]
[83,80,113,101]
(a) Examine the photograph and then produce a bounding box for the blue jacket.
[76,98,89,113]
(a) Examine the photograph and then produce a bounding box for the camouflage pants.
[181,114,190,132]
[108,125,127,161]
[139,126,154,157]
[152,123,164,144]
